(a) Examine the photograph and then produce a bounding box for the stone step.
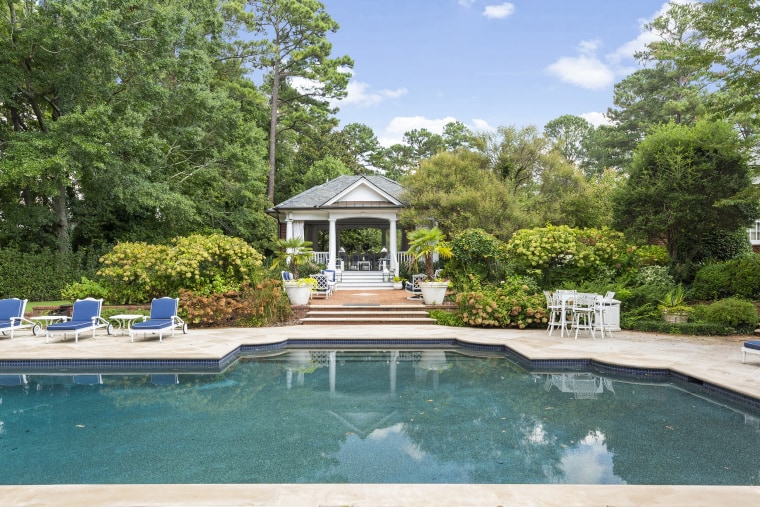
[308,305,424,312]
[300,317,436,325]
[335,271,394,290]
[306,310,430,318]
[301,303,434,325]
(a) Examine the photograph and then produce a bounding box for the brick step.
[301,303,434,325]
[308,304,424,312]
[300,317,436,325]
[305,310,430,318]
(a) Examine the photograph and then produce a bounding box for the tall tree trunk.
[52,181,70,254]
[267,67,280,203]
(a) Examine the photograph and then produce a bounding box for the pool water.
[0,349,758,485]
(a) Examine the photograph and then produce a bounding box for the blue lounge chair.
[45,298,113,343]
[130,297,187,343]
[742,340,760,363]
[0,298,40,338]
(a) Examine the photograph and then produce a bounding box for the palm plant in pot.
[657,284,693,323]
[406,227,453,304]
[275,237,315,305]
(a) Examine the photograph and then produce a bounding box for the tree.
[244,0,353,202]
[0,0,277,253]
[442,121,475,151]
[647,0,760,132]
[476,125,547,192]
[543,115,593,166]
[402,128,445,163]
[399,150,532,241]
[529,152,617,229]
[299,156,352,192]
[613,120,758,272]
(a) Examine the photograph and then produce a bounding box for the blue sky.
[321,0,678,146]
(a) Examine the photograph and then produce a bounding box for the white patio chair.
[571,292,596,339]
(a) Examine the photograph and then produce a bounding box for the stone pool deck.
[1,306,759,506]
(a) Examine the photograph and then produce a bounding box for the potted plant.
[392,276,404,290]
[406,227,453,304]
[275,237,315,305]
[658,285,693,323]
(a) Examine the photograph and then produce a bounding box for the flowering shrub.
[505,225,636,286]
[455,277,547,329]
[93,233,264,303]
[180,279,291,327]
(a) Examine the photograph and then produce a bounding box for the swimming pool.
[1,348,758,485]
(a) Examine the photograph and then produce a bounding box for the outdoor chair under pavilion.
[405,273,426,299]
[129,297,187,343]
[0,298,40,339]
[310,273,332,299]
[45,297,113,343]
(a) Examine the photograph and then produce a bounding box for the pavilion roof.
[272,175,406,210]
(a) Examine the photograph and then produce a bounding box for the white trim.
[324,178,402,207]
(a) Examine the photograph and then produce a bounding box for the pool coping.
[3,335,759,411]
[1,325,759,506]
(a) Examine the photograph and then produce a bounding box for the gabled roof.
[272,175,406,210]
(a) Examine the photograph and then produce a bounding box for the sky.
[320,0,677,146]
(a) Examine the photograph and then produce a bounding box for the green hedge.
[691,254,760,300]
[0,248,101,301]
[624,319,737,336]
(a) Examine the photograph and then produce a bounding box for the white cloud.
[580,112,612,127]
[378,115,458,147]
[458,0,477,7]
[545,47,616,90]
[483,3,515,19]
[338,80,408,108]
[546,2,697,90]
[470,118,495,132]
[289,76,324,94]
[377,116,494,146]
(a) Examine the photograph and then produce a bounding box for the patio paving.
[1,291,759,506]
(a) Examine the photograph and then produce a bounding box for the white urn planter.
[284,284,311,305]
[393,281,403,290]
[419,281,449,305]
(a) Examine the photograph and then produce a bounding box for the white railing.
[312,251,413,273]
[312,252,329,264]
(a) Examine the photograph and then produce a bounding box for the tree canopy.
[613,119,758,272]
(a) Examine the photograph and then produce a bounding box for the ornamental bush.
[505,225,637,287]
[455,277,547,329]
[91,233,265,304]
[179,279,291,327]
[447,229,509,290]
[691,297,758,332]
[691,254,760,300]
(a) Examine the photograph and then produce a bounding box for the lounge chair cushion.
[132,318,174,331]
[743,340,760,352]
[47,320,97,331]
[0,298,24,321]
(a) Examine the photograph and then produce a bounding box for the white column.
[285,217,293,240]
[389,350,398,395]
[329,351,336,394]
[389,218,398,275]
[328,217,337,270]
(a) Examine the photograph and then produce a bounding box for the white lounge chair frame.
[130,297,188,343]
[45,298,113,343]
[0,298,41,338]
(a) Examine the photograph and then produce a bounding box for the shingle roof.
[272,175,406,210]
